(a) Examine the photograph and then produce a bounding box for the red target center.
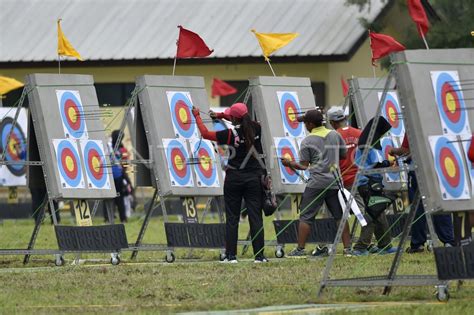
[197,148,213,178]
[284,100,299,129]
[171,148,187,178]
[441,82,461,123]
[175,100,191,131]
[385,101,399,129]
[61,147,78,179]
[64,99,82,130]
[281,147,296,175]
[440,147,460,187]
[88,149,104,180]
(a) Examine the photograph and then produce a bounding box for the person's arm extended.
[281,159,309,170]
[192,107,218,141]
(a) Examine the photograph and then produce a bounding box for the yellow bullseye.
[283,152,293,162]
[91,156,101,172]
[200,156,211,171]
[287,107,296,122]
[68,107,78,123]
[65,156,75,172]
[8,138,18,153]
[174,155,184,171]
[179,107,188,123]
[446,93,457,114]
[444,157,456,178]
[388,107,396,121]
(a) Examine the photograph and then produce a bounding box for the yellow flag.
[251,30,299,60]
[0,76,24,96]
[57,19,83,61]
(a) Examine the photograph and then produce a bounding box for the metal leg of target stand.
[23,205,46,264]
[383,191,421,295]
[131,189,158,260]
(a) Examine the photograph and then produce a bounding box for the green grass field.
[0,212,473,314]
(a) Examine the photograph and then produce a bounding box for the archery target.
[277,91,305,138]
[378,92,405,137]
[163,138,194,187]
[53,139,85,189]
[166,91,198,139]
[56,90,88,139]
[190,139,220,187]
[428,135,469,200]
[380,136,401,182]
[430,71,471,135]
[274,137,301,184]
[0,108,28,186]
[80,139,111,189]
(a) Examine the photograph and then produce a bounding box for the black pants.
[106,176,127,223]
[224,169,264,257]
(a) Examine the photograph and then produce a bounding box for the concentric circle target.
[56,140,83,188]
[433,137,465,198]
[276,138,300,184]
[169,92,196,138]
[166,139,192,186]
[434,72,467,134]
[58,91,86,138]
[381,93,404,136]
[193,140,218,186]
[278,92,303,137]
[83,141,108,188]
[0,117,26,176]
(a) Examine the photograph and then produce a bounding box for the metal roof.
[0,0,388,62]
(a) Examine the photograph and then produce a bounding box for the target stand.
[121,75,227,262]
[0,74,126,266]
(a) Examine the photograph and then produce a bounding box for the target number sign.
[56,90,88,139]
[428,135,469,200]
[53,139,85,189]
[181,197,198,223]
[163,138,194,187]
[166,91,198,139]
[378,91,405,137]
[274,137,301,185]
[74,199,92,226]
[430,71,471,135]
[80,139,111,190]
[190,139,220,187]
[277,91,305,138]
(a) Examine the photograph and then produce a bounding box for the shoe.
[254,255,269,263]
[368,244,380,254]
[379,247,398,255]
[311,246,329,257]
[220,255,238,263]
[287,247,306,257]
[350,249,369,256]
[343,247,352,257]
[406,246,424,254]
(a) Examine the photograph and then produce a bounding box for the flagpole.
[419,25,430,50]
[368,30,376,78]
[172,55,177,76]
[266,58,276,77]
[58,55,61,75]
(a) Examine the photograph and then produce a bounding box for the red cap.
[224,102,248,119]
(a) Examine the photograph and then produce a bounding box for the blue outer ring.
[277,138,300,183]
[434,136,465,198]
[382,93,405,137]
[56,140,82,187]
[279,92,303,137]
[192,140,217,186]
[436,72,467,134]
[83,141,107,188]
[166,139,191,186]
[1,122,26,173]
[59,91,85,138]
[381,137,399,181]
[170,92,196,138]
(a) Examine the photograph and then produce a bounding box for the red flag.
[407,0,429,37]
[369,31,406,65]
[211,78,237,98]
[340,76,349,97]
[176,25,213,58]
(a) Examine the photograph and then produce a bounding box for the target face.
[380,137,401,182]
[0,117,27,177]
[428,135,469,200]
[163,138,194,187]
[277,91,305,138]
[274,137,301,184]
[166,91,198,139]
[80,139,111,189]
[190,139,220,187]
[56,90,88,139]
[53,139,85,189]
[378,92,405,137]
[430,71,471,135]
